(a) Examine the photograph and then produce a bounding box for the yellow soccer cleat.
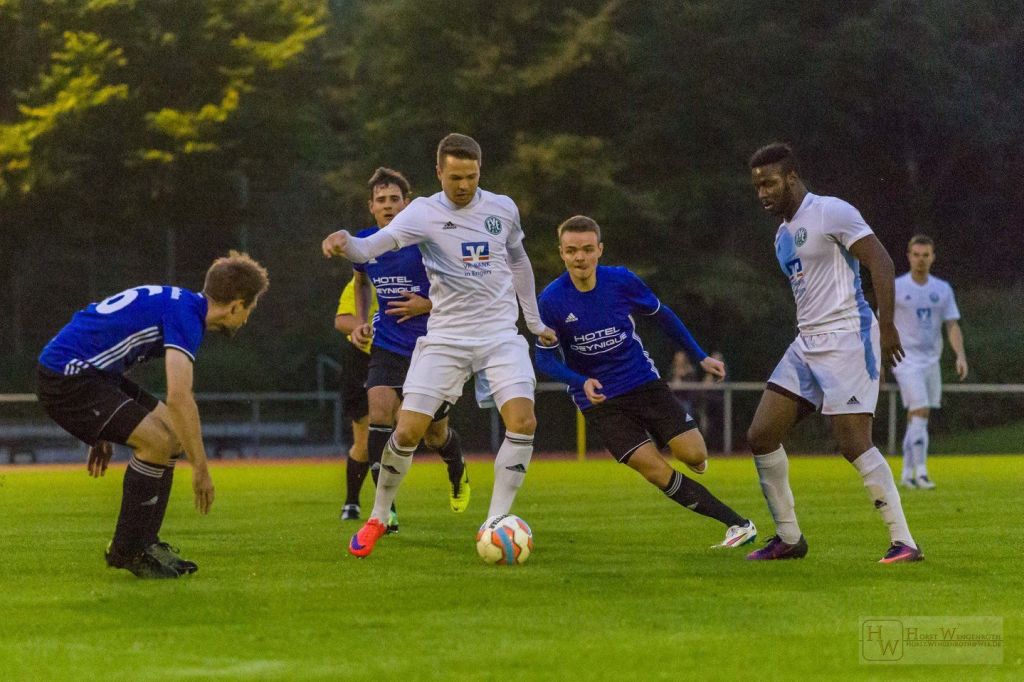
[449,466,471,513]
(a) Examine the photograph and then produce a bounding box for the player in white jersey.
[892,234,968,490]
[744,143,922,564]
[322,133,556,558]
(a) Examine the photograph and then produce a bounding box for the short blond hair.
[203,250,269,306]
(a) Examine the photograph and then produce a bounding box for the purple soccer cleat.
[746,534,808,560]
[879,541,924,564]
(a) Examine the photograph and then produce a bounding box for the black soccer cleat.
[105,542,179,579]
[146,541,199,575]
[340,503,361,521]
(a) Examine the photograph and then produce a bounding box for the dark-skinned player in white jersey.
[746,142,921,563]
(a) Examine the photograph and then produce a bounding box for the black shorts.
[340,343,370,421]
[583,380,697,463]
[365,346,411,392]
[365,346,451,422]
[35,365,160,447]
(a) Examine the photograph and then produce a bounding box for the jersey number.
[96,285,181,314]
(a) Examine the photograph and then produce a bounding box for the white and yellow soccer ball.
[476,514,533,565]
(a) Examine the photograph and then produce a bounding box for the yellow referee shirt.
[336,278,378,355]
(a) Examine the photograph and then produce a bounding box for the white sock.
[900,426,915,481]
[488,431,533,518]
[753,446,801,544]
[852,447,916,547]
[910,416,929,478]
[370,436,414,522]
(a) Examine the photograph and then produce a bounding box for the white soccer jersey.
[893,273,960,366]
[371,188,527,341]
[775,193,876,335]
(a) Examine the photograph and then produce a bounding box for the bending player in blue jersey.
[350,167,470,530]
[893,235,968,490]
[36,252,269,578]
[535,216,757,548]
[746,143,921,563]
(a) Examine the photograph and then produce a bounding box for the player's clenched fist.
[322,230,350,258]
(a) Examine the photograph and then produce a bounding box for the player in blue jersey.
[36,251,269,578]
[746,143,921,563]
[349,168,470,530]
[535,216,757,548]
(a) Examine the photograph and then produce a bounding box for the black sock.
[435,427,465,484]
[345,456,370,506]
[367,424,393,488]
[367,424,396,514]
[113,455,167,556]
[662,470,746,527]
[144,455,177,547]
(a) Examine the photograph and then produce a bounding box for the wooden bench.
[202,422,308,458]
[0,421,308,462]
[0,424,76,463]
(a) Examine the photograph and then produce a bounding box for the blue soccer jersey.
[352,226,430,356]
[537,266,664,410]
[39,285,208,376]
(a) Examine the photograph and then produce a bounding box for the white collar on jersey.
[437,188,483,211]
[784,192,816,225]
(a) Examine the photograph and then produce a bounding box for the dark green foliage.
[1,0,1021,389]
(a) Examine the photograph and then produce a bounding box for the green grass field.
[1,454,1020,681]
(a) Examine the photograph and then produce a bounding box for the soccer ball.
[476,514,533,565]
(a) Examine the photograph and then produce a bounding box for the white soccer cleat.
[686,459,707,475]
[899,477,918,490]
[916,475,936,490]
[715,520,757,548]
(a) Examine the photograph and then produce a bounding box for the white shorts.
[891,360,942,411]
[402,335,536,416]
[767,324,881,415]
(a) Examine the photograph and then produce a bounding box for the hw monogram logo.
[461,242,490,263]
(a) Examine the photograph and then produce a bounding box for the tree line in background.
[1,0,1022,408]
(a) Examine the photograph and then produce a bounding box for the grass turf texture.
[0,455,1020,681]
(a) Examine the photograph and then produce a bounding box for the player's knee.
[669,431,707,465]
[422,423,447,449]
[392,424,424,450]
[504,413,536,435]
[746,424,778,455]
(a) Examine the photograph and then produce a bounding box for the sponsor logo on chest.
[461,242,492,277]
[570,326,628,355]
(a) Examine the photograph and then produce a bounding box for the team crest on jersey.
[929,292,940,303]
[794,227,808,247]
[461,241,492,276]
[484,216,503,235]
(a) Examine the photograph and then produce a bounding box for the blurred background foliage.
[1,0,1021,405]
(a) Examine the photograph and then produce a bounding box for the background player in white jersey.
[745,143,922,564]
[322,133,556,558]
[36,252,268,578]
[892,234,968,490]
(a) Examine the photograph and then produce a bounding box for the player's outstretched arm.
[165,349,215,514]
[534,344,589,391]
[322,228,399,264]
[507,243,555,341]
[850,234,904,367]
[649,304,709,365]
